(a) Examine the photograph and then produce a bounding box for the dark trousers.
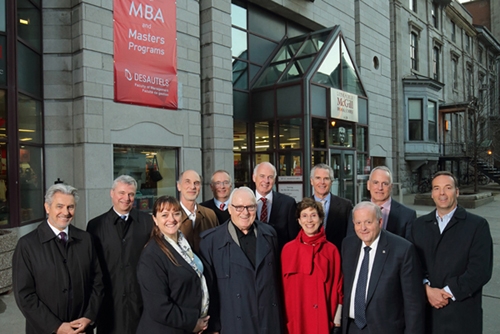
[347,319,367,334]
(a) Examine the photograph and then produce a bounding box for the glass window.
[278,118,301,149]
[408,99,422,141]
[233,91,249,121]
[18,94,42,143]
[251,91,274,121]
[0,142,7,226]
[234,152,251,186]
[232,28,248,59]
[358,98,368,125]
[113,146,178,213]
[255,121,274,151]
[433,47,439,80]
[428,101,437,142]
[17,0,42,52]
[0,90,5,139]
[0,0,5,31]
[280,56,314,83]
[467,68,472,98]
[0,36,5,86]
[233,121,248,152]
[231,3,247,29]
[19,145,44,223]
[479,48,483,63]
[410,32,418,71]
[356,126,368,152]
[277,86,301,117]
[431,3,438,29]
[465,34,470,53]
[17,42,42,98]
[249,35,277,65]
[452,58,458,90]
[278,152,302,176]
[248,5,284,41]
[341,39,365,96]
[329,121,353,147]
[312,150,326,166]
[409,0,416,12]
[232,59,248,89]
[312,38,340,88]
[312,118,327,148]
[451,21,456,43]
[311,85,327,117]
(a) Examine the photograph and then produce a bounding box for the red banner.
[114,0,178,109]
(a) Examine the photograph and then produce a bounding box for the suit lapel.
[255,222,271,270]
[343,238,362,311]
[268,191,279,223]
[366,230,389,305]
[386,201,399,233]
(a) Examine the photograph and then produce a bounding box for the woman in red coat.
[281,197,343,334]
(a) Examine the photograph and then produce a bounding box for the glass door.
[330,150,356,202]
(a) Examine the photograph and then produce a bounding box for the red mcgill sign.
[114,0,178,109]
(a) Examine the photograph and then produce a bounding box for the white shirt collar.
[46,220,69,237]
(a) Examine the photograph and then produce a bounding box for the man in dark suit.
[252,162,299,251]
[13,184,103,334]
[199,187,283,334]
[367,166,416,239]
[310,163,353,251]
[411,171,493,333]
[342,201,425,334]
[200,169,232,224]
[177,169,218,252]
[87,175,154,334]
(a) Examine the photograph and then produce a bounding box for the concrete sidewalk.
[1,187,500,333]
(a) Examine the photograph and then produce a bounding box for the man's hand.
[70,317,91,333]
[56,322,76,334]
[425,285,452,309]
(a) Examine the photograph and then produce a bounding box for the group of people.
[12,162,493,334]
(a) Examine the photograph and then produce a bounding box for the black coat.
[136,238,207,334]
[87,208,153,334]
[200,198,230,225]
[268,191,300,252]
[13,222,104,334]
[199,221,284,334]
[411,206,493,333]
[342,229,425,334]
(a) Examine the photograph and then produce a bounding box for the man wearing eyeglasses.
[200,170,232,224]
[199,187,283,334]
[177,169,218,253]
[366,166,416,240]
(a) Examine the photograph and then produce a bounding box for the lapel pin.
[382,250,386,253]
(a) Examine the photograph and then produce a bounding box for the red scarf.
[282,227,327,276]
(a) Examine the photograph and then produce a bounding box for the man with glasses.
[177,169,218,252]
[253,162,299,251]
[200,170,232,224]
[310,164,353,251]
[366,166,416,239]
[200,187,283,334]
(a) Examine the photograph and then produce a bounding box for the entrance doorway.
[330,150,356,202]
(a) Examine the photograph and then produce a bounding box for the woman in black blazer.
[136,196,211,334]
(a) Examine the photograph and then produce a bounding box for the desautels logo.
[125,69,133,81]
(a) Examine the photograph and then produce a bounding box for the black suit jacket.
[341,230,425,334]
[87,208,153,334]
[312,193,353,251]
[13,222,104,334]
[386,199,416,240]
[411,206,493,333]
[200,198,230,225]
[268,191,300,251]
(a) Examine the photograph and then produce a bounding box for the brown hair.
[149,195,182,266]
[432,171,459,188]
[296,197,325,221]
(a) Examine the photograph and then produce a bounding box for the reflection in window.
[408,99,422,141]
[431,3,438,29]
[113,146,177,213]
[233,121,248,152]
[0,0,5,31]
[234,152,250,186]
[312,118,326,148]
[19,145,43,223]
[312,150,326,166]
[341,39,365,96]
[278,118,301,149]
[231,3,247,29]
[312,38,340,88]
[278,152,302,176]
[428,101,437,142]
[18,94,42,143]
[356,126,367,152]
[17,0,42,52]
[255,122,274,151]
[232,28,247,59]
[232,59,248,89]
[330,121,353,147]
[17,42,42,98]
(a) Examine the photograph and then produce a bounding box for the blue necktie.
[354,246,371,329]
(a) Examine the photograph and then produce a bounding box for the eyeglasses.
[212,181,231,187]
[231,204,257,213]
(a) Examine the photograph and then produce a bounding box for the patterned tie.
[354,246,371,329]
[219,203,225,211]
[59,231,68,246]
[260,198,268,222]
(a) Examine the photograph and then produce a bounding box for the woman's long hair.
[150,195,181,266]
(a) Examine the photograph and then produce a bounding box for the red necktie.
[260,198,268,222]
[219,203,225,210]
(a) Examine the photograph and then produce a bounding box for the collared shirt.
[314,193,331,224]
[181,201,197,228]
[256,191,273,222]
[232,221,257,268]
[349,234,381,319]
[214,198,229,211]
[436,206,458,233]
[46,220,69,238]
[373,197,391,230]
[112,208,129,221]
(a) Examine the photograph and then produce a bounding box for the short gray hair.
[210,170,232,184]
[310,164,334,180]
[45,184,79,205]
[369,166,393,184]
[352,201,382,221]
[112,175,137,190]
[253,162,277,178]
[229,187,257,206]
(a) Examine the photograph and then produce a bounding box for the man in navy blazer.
[310,164,353,251]
[200,169,232,224]
[253,162,299,251]
[341,202,425,334]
